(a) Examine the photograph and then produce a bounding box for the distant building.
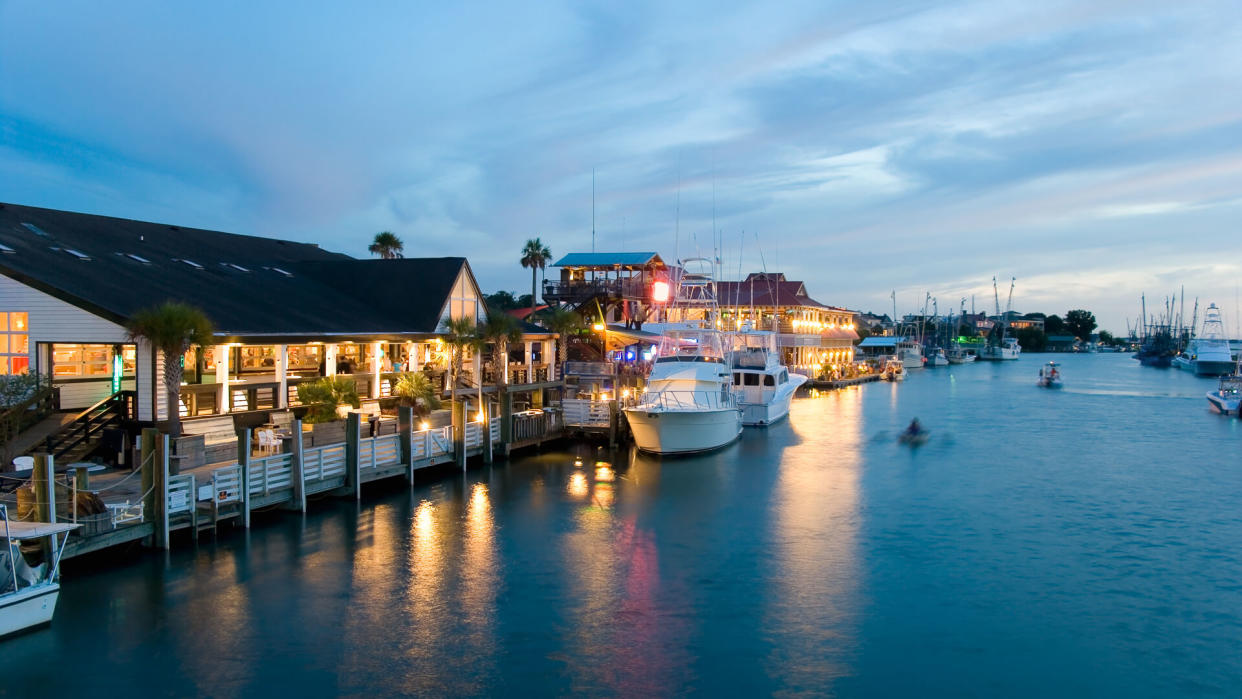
[1046,335,1078,352]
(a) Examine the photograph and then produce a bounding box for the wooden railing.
[44,389,134,459]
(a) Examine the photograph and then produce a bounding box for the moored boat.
[925,347,949,367]
[731,327,807,426]
[880,358,906,381]
[2,508,79,638]
[1179,304,1234,376]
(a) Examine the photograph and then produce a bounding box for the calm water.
[4,354,1242,697]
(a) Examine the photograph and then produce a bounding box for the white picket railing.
[359,434,400,470]
[489,419,501,444]
[303,444,347,482]
[249,452,294,496]
[167,474,196,515]
[562,399,611,427]
[465,422,482,449]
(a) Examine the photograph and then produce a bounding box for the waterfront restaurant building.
[0,203,557,422]
[715,273,859,372]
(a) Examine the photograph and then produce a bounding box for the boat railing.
[633,389,735,411]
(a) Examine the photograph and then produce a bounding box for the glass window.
[0,312,29,375]
[51,343,123,377]
[733,372,741,385]
[764,374,775,386]
[744,373,759,386]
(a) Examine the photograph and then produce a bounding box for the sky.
[3,1,1242,334]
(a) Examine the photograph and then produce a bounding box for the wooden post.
[608,400,619,448]
[500,388,513,458]
[397,406,414,484]
[237,429,252,528]
[451,399,466,472]
[155,432,169,550]
[140,428,157,528]
[32,453,53,523]
[276,344,288,409]
[345,412,362,501]
[289,418,305,512]
[483,402,493,465]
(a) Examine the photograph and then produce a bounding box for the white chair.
[12,456,33,473]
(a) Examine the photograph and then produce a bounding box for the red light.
[652,281,670,303]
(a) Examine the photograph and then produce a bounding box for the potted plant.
[392,372,441,419]
[296,376,360,445]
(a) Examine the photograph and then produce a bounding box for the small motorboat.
[1037,362,1063,389]
[881,358,906,382]
[1206,363,1242,415]
[898,429,930,446]
[1,506,79,637]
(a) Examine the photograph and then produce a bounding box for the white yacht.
[1206,372,1242,415]
[625,326,742,454]
[731,327,807,426]
[1178,304,1234,376]
[2,508,78,637]
[925,347,949,367]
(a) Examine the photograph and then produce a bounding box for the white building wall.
[0,273,135,410]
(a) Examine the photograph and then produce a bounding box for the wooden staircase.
[35,390,135,464]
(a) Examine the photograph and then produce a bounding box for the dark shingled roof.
[0,202,471,341]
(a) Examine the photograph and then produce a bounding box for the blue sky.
[3,1,1242,333]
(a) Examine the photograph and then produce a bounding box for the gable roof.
[552,252,664,268]
[0,202,469,340]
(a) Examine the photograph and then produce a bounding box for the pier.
[806,374,883,390]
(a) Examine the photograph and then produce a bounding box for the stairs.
[35,390,135,464]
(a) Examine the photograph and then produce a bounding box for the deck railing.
[562,399,611,427]
[359,434,401,471]
[633,390,735,411]
[303,444,347,482]
[248,452,294,496]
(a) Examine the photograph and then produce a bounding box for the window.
[779,370,788,384]
[51,344,132,378]
[743,373,759,386]
[733,372,742,386]
[763,374,775,386]
[0,312,29,374]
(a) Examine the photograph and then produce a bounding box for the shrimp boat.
[925,347,949,367]
[1037,361,1063,388]
[624,260,742,454]
[731,326,807,426]
[946,345,976,364]
[2,506,78,637]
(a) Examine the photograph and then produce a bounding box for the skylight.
[62,248,90,261]
[175,258,204,269]
[0,243,14,254]
[20,222,49,237]
[119,252,151,264]
[267,266,292,277]
[221,262,250,272]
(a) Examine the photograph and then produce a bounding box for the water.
[4,354,1241,697]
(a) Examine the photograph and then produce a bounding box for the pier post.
[238,429,252,528]
[140,428,157,532]
[32,453,53,523]
[483,401,494,465]
[452,399,466,472]
[155,432,169,549]
[288,419,306,512]
[397,406,414,484]
[608,400,618,448]
[499,389,512,459]
[346,412,362,501]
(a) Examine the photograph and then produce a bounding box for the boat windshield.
[653,328,727,363]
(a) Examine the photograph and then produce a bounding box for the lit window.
[0,312,30,374]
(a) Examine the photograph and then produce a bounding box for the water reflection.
[764,390,862,691]
[406,498,446,664]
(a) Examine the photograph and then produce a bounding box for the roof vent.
[0,242,14,254]
[174,258,203,270]
[220,262,250,272]
[21,222,49,237]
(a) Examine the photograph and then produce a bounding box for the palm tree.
[125,301,214,438]
[478,310,523,388]
[296,376,361,423]
[440,316,479,401]
[541,306,583,368]
[368,231,405,259]
[519,238,552,317]
[392,372,441,418]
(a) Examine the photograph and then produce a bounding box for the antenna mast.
[591,169,596,254]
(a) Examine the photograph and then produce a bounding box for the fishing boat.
[980,336,1021,360]
[978,277,1021,360]
[1206,359,1242,415]
[2,506,79,637]
[731,327,807,426]
[925,347,949,367]
[946,346,976,364]
[880,358,906,381]
[1037,361,1063,389]
[624,260,741,455]
[897,339,924,368]
[1177,304,1234,376]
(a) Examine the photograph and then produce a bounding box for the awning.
[603,324,662,349]
[0,521,80,539]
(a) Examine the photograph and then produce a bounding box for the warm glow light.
[652,280,670,303]
[568,471,589,498]
[599,392,610,400]
[476,410,486,423]
[622,388,632,398]
[592,323,605,332]
[594,464,615,482]
[573,457,583,468]
[419,420,430,430]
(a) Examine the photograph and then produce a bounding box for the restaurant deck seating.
[181,415,238,465]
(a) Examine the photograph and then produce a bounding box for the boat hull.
[625,407,742,454]
[1195,360,1236,377]
[1206,391,1241,415]
[0,584,59,637]
[739,376,805,427]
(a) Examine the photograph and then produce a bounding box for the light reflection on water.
[5,355,1242,697]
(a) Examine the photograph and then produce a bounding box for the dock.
[806,374,883,390]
